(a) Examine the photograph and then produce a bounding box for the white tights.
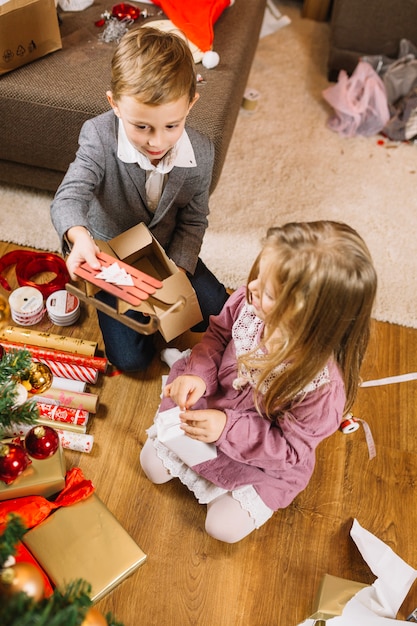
[140,439,257,543]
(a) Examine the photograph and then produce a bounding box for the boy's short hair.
[110,26,197,105]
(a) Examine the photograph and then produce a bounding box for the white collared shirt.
[117,119,197,212]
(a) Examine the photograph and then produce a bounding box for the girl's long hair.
[240,221,377,420]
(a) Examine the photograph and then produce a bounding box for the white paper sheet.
[157,406,217,466]
[297,518,417,625]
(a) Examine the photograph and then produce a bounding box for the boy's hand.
[179,409,226,443]
[164,375,206,409]
[65,226,101,280]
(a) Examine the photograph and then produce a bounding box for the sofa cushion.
[328,0,417,80]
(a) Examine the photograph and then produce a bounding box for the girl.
[140,221,377,543]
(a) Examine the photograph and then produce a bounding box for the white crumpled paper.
[298,518,417,625]
[157,406,217,466]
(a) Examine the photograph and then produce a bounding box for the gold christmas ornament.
[0,562,45,601]
[28,362,53,394]
[81,607,108,626]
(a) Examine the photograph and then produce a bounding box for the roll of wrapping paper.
[36,417,86,435]
[56,430,94,453]
[36,402,89,426]
[4,419,86,438]
[0,340,108,373]
[33,358,99,384]
[52,377,86,392]
[0,326,97,356]
[34,388,99,413]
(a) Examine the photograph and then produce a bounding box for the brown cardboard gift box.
[0,0,62,75]
[0,440,66,501]
[68,222,203,342]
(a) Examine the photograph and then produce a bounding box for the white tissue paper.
[58,0,93,9]
[157,406,217,466]
[297,518,417,625]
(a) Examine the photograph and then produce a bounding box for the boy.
[50,27,229,372]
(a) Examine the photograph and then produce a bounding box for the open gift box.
[67,223,203,342]
[297,519,417,625]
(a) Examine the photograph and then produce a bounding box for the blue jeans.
[96,258,229,372]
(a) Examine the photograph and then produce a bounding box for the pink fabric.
[323,60,390,138]
[159,287,345,511]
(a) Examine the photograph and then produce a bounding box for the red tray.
[74,251,163,306]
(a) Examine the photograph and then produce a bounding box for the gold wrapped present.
[23,494,147,602]
[309,573,368,620]
[0,442,66,501]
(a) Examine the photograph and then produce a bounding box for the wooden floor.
[2,240,417,625]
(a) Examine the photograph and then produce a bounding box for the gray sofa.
[0,0,266,193]
[328,0,417,81]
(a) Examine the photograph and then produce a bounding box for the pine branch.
[0,514,27,569]
[0,349,39,437]
[0,350,32,384]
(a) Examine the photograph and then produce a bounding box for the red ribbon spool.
[0,250,70,299]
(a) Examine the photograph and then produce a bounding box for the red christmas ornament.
[25,425,60,460]
[0,442,31,484]
[111,3,141,20]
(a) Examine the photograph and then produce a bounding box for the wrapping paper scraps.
[297,518,417,625]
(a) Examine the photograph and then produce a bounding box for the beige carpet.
[1,1,416,328]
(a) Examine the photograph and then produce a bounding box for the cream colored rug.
[0,1,416,328]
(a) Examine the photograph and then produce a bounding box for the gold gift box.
[23,494,147,602]
[309,573,369,621]
[0,442,66,501]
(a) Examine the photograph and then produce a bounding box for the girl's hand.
[66,227,101,280]
[179,409,227,443]
[164,375,206,409]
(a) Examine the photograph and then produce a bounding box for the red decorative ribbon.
[0,250,70,298]
[0,467,95,530]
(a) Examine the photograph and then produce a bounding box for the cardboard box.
[69,222,203,342]
[23,494,147,602]
[0,0,62,75]
[0,441,66,501]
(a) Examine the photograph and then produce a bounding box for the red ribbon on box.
[0,468,94,598]
[0,467,94,530]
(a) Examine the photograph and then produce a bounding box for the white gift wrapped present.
[157,406,217,466]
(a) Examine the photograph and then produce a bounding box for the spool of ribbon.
[340,413,376,460]
[0,250,70,298]
[340,416,360,434]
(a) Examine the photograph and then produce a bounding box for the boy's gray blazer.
[50,110,215,275]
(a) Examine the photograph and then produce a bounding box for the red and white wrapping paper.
[0,340,108,372]
[34,358,99,384]
[56,430,94,453]
[36,402,89,426]
[4,423,93,452]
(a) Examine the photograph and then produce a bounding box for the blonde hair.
[110,27,196,104]
[241,221,377,420]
